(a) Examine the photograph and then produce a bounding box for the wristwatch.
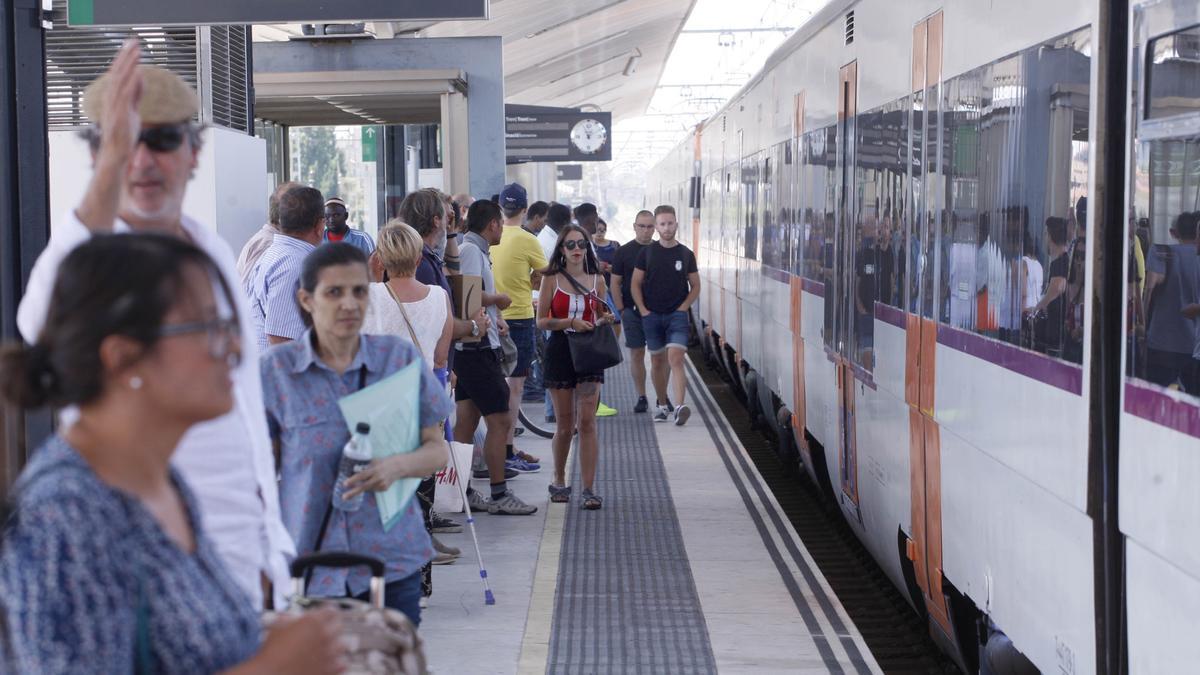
[470,319,480,337]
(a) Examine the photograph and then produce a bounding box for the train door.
[905,10,953,640]
[834,61,861,517]
[1121,4,1200,671]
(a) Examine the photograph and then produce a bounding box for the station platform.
[421,355,881,674]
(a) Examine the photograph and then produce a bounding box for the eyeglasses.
[137,124,188,153]
[563,240,586,251]
[158,317,241,363]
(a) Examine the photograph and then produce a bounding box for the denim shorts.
[507,318,536,378]
[643,311,689,353]
[621,308,646,349]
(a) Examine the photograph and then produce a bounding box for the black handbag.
[561,273,623,372]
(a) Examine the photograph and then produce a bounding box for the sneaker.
[467,488,490,513]
[515,449,541,464]
[633,396,649,413]
[488,490,538,515]
[506,457,541,473]
[653,405,671,423]
[596,401,618,417]
[432,535,461,557]
[431,512,462,533]
[673,404,691,426]
[545,413,556,423]
[419,596,429,609]
[432,550,458,565]
[474,467,519,480]
[514,426,525,437]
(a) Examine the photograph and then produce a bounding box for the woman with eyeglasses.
[260,243,452,627]
[0,234,344,674]
[536,225,615,510]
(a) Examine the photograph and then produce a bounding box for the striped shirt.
[247,234,314,348]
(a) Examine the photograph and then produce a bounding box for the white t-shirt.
[537,226,560,263]
[17,210,297,609]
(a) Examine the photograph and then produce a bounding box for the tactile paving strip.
[546,363,718,674]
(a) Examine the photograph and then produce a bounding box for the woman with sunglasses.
[536,225,615,510]
[0,234,344,674]
[260,243,452,626]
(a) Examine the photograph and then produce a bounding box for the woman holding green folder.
[260,243,452,626]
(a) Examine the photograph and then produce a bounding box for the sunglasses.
[137,124,188,153]
[563,240,586,251]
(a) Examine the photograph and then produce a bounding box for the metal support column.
[0,0,53,491]
[440,92,470,196]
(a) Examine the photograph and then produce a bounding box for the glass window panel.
[1146,25,1200,121]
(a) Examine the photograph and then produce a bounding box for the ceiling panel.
[253,0,695,121]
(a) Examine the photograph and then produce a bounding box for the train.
[648,0,1199,672]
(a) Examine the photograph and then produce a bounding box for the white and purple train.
[649,1,1199,672]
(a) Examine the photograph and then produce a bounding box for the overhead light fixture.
[623,48,642,76]
[525,0,631,39]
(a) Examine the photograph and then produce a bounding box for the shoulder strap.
[561,273,605,314]
[383,283,425,355]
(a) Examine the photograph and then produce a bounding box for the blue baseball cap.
[499,183,528,210]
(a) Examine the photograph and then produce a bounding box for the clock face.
[570,118,608,154]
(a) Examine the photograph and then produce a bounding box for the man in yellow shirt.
[492,183,548,469]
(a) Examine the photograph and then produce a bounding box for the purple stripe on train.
[874,302,907,329]
[935,324,1084,395]
[801,277,825,297]
[1124,381,1200,439]
[760,266,791,284]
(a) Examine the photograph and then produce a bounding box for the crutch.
[447,438,495,605]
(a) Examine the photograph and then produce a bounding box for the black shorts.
[542,331,605,389]
[452,347,510,416]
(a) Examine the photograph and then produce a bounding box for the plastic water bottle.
[332,422,373,512]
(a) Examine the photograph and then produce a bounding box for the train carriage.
[649,0,1200,672]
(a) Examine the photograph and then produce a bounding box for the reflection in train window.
[933,28,1090,364]
[851,100,909,369]
[1128,135,1200,394]
[1146,25,1200,121]
[743,155,760,260]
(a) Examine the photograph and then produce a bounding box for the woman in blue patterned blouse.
[0,234,344,674]
[260,243,452,626]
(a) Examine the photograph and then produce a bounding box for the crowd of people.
[0,45,701,672]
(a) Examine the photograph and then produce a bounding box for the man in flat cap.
[321,196,375,256]
[17,41,296,610]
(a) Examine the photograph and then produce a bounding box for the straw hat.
[82,65,199,127]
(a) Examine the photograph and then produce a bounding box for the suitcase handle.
[290,552,387,609]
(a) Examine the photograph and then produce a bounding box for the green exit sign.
[361,126,379,162]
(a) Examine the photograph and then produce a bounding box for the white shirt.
[362,282,448,366]
[17,210,297,609]
[235,223,278,289]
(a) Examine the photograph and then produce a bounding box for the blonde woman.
[365,220,453,370]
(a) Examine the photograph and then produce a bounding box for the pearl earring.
[129,376,143,390]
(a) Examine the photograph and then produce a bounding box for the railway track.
[690,349,961,675]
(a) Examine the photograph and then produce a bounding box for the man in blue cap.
[491,183,548,470]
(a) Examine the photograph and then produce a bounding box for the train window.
[932,28,1090,364]
[1145,25,1200,121]
[1128,135,1200,393]
[743,155,760,260]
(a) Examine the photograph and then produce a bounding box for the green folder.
[337,360,421,531]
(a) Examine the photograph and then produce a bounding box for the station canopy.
[252,0,698,122]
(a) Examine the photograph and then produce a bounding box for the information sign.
[505,105,612,165]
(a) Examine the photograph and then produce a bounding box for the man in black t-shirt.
[611,209,656,412]
[631,205,701,426]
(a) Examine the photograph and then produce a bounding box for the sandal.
[548,484,571,503]
[581,489,603,510]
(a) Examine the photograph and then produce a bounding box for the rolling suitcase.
[265,552,428,675]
